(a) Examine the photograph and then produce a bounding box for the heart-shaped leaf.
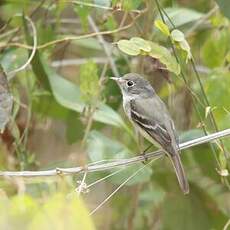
[171,29,185,42]
[171,29,192,62]
[130,37,152,52]
[117,37,181,75]
[149,42,181,75]
[117,39,140,56]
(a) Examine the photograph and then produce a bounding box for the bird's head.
[111,73,154,98]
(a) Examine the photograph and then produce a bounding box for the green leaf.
[201,30,230,68]
[93,104,127,128]
[162,186,227,230]
[117,38,180,75]
[180,40,192,61]
[65,112,84,144]
[171,29,192,62]
[149,42,181,75]
[37,20,55,45]
[87,130,129,161]
[43,62,126,128]
[171,29,185,42]
[154,19,170,36]
[32,94,70,120]
[215,0,230,20]
[0,48,28,73]
[79,60,100,105]
[130,37,152,52]
[117,39,140,56]
[161,8,204,28]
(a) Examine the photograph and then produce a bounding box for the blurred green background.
[0,0,230,229]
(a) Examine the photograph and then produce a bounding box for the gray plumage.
[111,73,189,194]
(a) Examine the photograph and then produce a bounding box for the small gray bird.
[111,73,189,194]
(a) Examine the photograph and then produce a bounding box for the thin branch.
[47,18,81,25]
[223,218,230,230]
[76,170,88,196]
[0,8,146,51]
[2,57,108,70]
[89,159,154,216]
[51,58,108,67]
[88,16,120,78]
[0,28,18,40]
[71,0,142,13]
[0,129,230,178]
[7,15,37,79]
[87,167,125,189]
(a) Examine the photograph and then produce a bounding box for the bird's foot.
[140,152,149,164]
[140,144,153,164]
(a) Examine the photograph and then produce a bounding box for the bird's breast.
[122,96,133,119]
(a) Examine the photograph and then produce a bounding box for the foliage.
[0,0,230,229]
[0,192,95,230]
[79,60,100,105]
[117,37,181,75]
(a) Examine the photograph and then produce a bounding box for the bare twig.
[0,28,18,40]
[76,170,88,196]
[89,159,155,216]
[87,168,125,189]
[0,8,146,51]
[7,15,37,79]
[0,129,230,178]
[51,58,108,67]
[71,0,142,13]
[88,16,120,78]
[223,218,230,230]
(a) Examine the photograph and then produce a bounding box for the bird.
[111,73,189,194]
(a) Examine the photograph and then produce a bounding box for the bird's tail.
[170,154,189,194]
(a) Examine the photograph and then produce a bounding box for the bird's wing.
[130,97,176,152]
[130,97,189,194]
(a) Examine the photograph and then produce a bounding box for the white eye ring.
[126,80,134,87]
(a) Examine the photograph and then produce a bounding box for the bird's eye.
[126,80,134,87]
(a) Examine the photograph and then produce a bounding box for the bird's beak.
[110,77,125,83]
[110,77,119,81]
